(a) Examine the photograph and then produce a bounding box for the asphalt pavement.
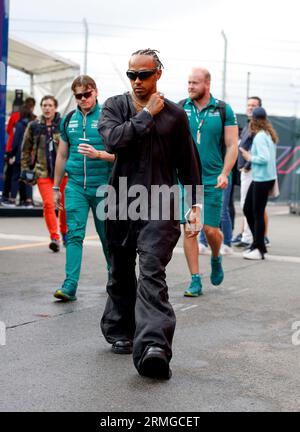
[0,203,299,412]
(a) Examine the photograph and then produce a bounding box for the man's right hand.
[146,92,164,116]
[54,190,63,211]
[185,206,202,238]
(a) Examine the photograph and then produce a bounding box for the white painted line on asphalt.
[227,288,249,295]
[264,255,300,264]
[84,240,102,246]
[0,242,49,251]
[0,233,99,251]
[1,233,299,264]
[233,253,300,264]
[180,305,199,312]
[0,233,99,242]
[0,233,49,241]
[171,303,185,311]
[270,210,290,216]
[226,286,240,291]
[173,246,300,264]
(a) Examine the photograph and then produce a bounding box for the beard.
[190,89,206,101]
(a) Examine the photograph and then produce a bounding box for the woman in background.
[240,107,278,260]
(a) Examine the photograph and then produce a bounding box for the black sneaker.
[234,241,250,248]
[1,199,16,208]
[49,239,60,252]
[24,200,34,208]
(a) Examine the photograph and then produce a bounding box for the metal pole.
[221,30,227,101]
[30,73,34,97]
[246,71,251,100]
[83,18,89,74]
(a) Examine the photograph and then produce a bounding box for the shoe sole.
[53,291,77,301]
[184,291,203,297]
[210,277,224,286]
[139,355,172,380]
[111,346,133,355]
[243,256,264,260]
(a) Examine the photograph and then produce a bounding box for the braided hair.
[131,49,164,69]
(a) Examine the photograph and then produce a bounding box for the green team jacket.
[60,102,112,189]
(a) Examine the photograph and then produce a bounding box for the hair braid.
[131,48,164,69]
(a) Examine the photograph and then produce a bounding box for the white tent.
[8,36,80,115]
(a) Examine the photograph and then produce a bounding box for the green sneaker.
[184,276,203,297]
[54,284,77,302]
[210,256,224,286]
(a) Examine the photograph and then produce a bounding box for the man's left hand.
[77,143,98,159]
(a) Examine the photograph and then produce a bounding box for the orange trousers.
[37,176,67,241]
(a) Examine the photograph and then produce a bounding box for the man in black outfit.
[98,49,201,379]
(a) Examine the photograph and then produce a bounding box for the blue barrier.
[0,0,9,193]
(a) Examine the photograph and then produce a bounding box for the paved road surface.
[0,204,299,412]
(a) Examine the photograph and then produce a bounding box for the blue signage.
[0,0,9,192]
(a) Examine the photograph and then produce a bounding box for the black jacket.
[238,122,254,170]
[11,118,30,163]
[98,93,201,212]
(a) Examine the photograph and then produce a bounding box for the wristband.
[52,186,60,191]
[143,107,153,117]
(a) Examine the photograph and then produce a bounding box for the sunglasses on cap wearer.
[74,90,94,100]
[126,68,158,81]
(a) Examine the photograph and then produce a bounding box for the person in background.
[9,104,36,207]
[53,75,114,302]
[234,96,270,248]
[181,67,238,297]
[2,97,36,205]
[240,107,278,260]
[21,95,67,252]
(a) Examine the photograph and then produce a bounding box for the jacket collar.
[186,93,217,110]
[39,112,61,126]
[77,101,99,116]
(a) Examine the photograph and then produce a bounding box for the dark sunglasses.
[126,69,158,81]
[74,90,93,100]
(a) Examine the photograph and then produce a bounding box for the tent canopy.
[8,36,79,75]
[8,36,80,115]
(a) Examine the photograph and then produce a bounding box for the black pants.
[101,219,180,372]
[2,160,13,200]
[229,184,236,230]
[243,180,275,254]
[11,163,33,201]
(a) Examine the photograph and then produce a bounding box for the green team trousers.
[63,180,110,292]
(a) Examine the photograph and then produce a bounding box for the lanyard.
[192,104,208,128]
[192,104,209,144]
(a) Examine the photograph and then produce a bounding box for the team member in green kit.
[181,67,238,296]
[53,75,114,301]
